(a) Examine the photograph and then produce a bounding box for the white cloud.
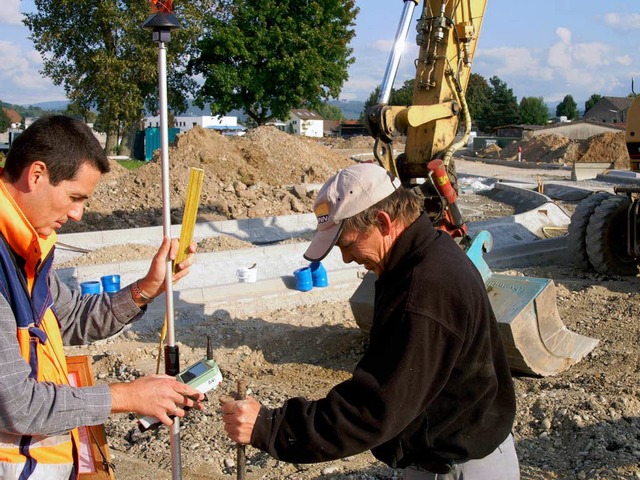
[0,0,23,26]
[0,41,65,105]
[616,55,633,67]
[603,12,640,30]
[572,42,610,68]
[0,41,30,73]
[556,27,572,45]
[477,46,553,81]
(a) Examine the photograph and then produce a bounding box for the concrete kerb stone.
[595,170,640,185]
[55,181,583,321]
[460,155,571,171]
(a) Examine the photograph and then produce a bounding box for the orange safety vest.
[0,178,80,479]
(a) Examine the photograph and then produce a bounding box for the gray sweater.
[0,271,144,437]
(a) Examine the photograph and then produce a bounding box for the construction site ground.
[57,128,640,480]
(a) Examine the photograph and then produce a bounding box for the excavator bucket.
[349,230,599,377]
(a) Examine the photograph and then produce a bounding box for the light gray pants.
[403,434,520,480]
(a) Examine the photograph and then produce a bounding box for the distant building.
[583,96,633,124]
[337,121,369,138]
[287,109,324,137]
[265,120,286,132]
[323,120,340,137]
[491,124,545,138]
[2,108,22,129]
[530,119,624,141]
[145,114,244,135]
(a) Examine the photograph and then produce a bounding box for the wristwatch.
[131,280,154,305]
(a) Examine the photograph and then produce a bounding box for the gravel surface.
[58,139,639,479]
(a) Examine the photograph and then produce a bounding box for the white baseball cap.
[303,163,401,262]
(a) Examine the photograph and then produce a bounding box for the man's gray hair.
[342,187,423,233]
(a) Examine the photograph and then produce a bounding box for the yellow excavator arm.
[355,0,603,377]
[366,0,487,239]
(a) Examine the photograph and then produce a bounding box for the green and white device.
[139,340,223,431]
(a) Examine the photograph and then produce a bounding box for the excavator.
[349,0,640,377]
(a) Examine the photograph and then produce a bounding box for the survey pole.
[142,4,182,479]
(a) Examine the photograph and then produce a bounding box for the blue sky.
[1,0,640,107]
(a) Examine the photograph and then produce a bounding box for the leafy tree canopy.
[24,0,213,153]
[189,0,359,126]
[478,76,519,133]
[466,73,491,131]
[0,100,63,120]
[584,94,603,114]
[358,79,415,123]
[316,103,343,121]
[519,96,548,125]
[0,108,10,132]
[556,94,579,120]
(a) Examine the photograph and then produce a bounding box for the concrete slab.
[52,180,586,321]
[571,162,613,181]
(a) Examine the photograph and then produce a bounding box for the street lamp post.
[142,4,183,479]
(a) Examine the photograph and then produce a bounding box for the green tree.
[316,103,343,121]
[358,86,381,124]
[189,0,358,125]
[358,80,415,123]
[0,108,10,132]
[390,79,415,107]
[519,96,549,125]
[555,94,579,120]
[584,94,603,114]
[64,100,98,125]
[0,110,9,132]
[24,1,213,154]
[466,73,491,132]
[479,76,519,133]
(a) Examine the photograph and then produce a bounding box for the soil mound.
[60,127,354,234]
[474,131,629,168]
[501,134,581,164]
[579,131,629,169]
[327,135,376,149]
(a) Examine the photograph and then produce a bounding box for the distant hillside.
[327,99,365,120]
[29,100,69,110]
[5,98,365,123]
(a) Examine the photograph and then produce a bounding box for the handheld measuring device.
[139,347,223,432]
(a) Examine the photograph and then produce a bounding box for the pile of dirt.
[473,131,630,168]
[475,142,502,157]
[59,126,353,234]
[64,259,640,480]
[326,135,376,149]
[501,134,581,164]
[579,131,630,169]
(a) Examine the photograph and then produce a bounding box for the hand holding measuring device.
[139,337,222,432]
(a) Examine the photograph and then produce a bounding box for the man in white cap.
[221,163,519,479]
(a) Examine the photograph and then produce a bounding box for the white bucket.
[236,267,257,283]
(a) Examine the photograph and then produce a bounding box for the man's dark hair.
[3,115,110,185]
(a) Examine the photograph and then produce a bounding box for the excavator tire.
[568,192,614,271]
[585,195,638,276]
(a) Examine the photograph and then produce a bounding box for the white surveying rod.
[142,8,183,479]
[157,37,182,479]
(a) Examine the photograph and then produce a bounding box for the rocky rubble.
[57,129,640,479]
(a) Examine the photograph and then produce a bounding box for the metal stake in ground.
[142,3,182,479]
[237,379,247,480]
